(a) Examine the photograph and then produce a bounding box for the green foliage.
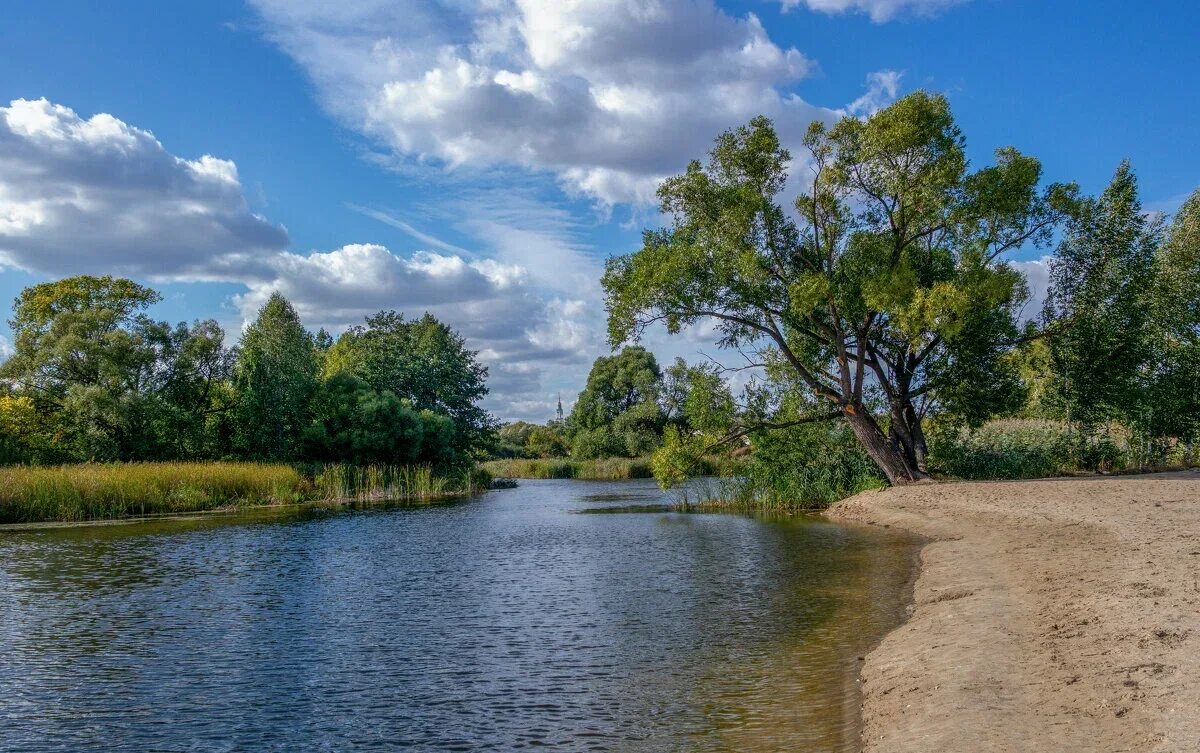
[604,93,1074,484]
[480,455,743,481]
[0,461,487,524]
[1141,188,1200,449]
[682,421,884,513]
[525,425,569,458]
[568,346,666,458]
[0,278,496,471]
[481,456,655,480]
[928,419,1076,479]
[0,462,306,523]
[326,311,493,457]
[310,463,484,503]
[741,421,884,508]
[232,293,318,460]
[300,372,454,466]
[0,276,234,462]
[493,420,571,459]
[926,419,1140,479]
[1044,163,1158,430]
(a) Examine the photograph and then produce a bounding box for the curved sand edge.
[827,471,1200,753]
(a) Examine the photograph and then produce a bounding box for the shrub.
[927,419,1137,479]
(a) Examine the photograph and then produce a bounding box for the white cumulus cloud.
[0,98,289,279]
[0,97,599,421]
[248,0,897,206]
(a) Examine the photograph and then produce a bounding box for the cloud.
[248,0,898,206]
[0,97,599,421]
[0,98,289,279]
[846,70,903,116]
[1012,256,1052,322]
[776,0,966,22]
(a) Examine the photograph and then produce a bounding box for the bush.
[657,420,882,512]
[927,419,1136,479]
[738,421,884,510]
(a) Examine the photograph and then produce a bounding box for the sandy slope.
[828,471,1200,753]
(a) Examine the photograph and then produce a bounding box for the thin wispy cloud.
[346,203,475,257]
[776,0,968,22]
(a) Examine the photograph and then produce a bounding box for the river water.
[0,479,917,752]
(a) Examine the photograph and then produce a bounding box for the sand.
[827,471,1200,753]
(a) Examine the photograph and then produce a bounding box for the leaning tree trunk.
[844,406,931,485]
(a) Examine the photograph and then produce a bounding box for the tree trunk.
[844,406,931,485]
[887,400,930,475]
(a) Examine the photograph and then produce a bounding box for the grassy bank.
[674,473,887,515]
[0,462,489,524]
[481,455,742,481]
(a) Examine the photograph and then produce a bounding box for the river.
[0,478,918,752]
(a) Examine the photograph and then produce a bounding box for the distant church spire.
[555,392,564,423]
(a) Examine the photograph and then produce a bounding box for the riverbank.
[0,462,487,524]
[481,455,742,481]
[828,471,1200,752]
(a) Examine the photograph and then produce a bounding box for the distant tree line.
[492,346,734,462]
[0,278,493,469]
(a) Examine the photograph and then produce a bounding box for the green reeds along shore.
[670,475,885,516]
[480,455,743,481]
[0,462,490,525]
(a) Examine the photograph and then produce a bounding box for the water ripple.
[0,479,917,752]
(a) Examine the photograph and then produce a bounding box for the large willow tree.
[604,92,1075,484]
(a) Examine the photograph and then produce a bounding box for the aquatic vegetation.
[0,462,489,524]
[0,462,305,523]
[676,473,885,515]
[310,463,486,502]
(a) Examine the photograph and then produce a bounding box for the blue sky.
[1,0,1196,421]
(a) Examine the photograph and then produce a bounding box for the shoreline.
[827,470,1200,752]
[0,491,481,532]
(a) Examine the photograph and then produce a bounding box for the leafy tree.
[1,276,233,461]
[150,319,235,458]
[3,275,161,406]
[1144,188,1200,457]
[328,312,492,458]
[1043,162,1158,432]
[301,372,453,466]
[233,293,318,460]
[0,392,48,463]
[525,425,569,458]
[496,421,540,456]
[604,93,1074,484]
[568,346,666,458]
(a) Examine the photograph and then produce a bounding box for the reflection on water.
[0,478,918,752]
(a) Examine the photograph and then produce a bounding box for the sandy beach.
[828,471,1200,753]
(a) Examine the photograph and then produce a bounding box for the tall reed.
[0,462,488,524]
[311,463,481,503]
[0,462,305,524]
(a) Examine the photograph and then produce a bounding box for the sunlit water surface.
[0,479,918,752]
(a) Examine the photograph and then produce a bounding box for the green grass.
[0,462,305,523]
[311,463,487,502]
[674,473,886,515]
[481,455,742,481]
[0,462,489,524]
